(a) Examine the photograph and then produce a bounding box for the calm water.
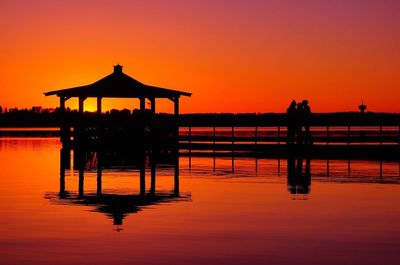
[0,138,399,265]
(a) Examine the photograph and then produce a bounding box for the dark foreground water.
[0,138,399,265]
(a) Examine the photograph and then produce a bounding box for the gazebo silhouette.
[44,64,191,115]
[44,65,191,149]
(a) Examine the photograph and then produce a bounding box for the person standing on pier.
[296,102,304,145]
[302,100,312,145]
[286,100,297,144]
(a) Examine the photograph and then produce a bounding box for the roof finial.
[114,64,123,73]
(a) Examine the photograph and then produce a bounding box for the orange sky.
[0,0,399,113]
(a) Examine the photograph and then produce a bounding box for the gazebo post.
[140,162,146,196]
[140,97,146,112]
[79,97,86,113]
[173,96,180,151]
[150,98,156,114]
[59,96,71,147]
[59,96,65,111]
[174,96,180,116]
[97,97,102,114]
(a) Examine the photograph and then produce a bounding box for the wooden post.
[78,97,86,113]
[327,126,330,145]
[150,98,156,114]
[379,125,383,145]
[150,162,156,194]
[173,97,180,154]
[213,125,216,170]
[140,164,146,196]
[188,126,192,169]
[140,97,145,112]
[213,126,216,156]
[232,126,234,145]
[174,97,180,116]
[59,96,70,147]
[188,126,192,155]
[60,121,70,146]
[231,126,234,172]
[97,97,102,114]
[79,167,84,198]
[59,96,65,111]
[278,126,280,145]
[97,152,102,196]
[255,126,258,145]
[347,125,350,145]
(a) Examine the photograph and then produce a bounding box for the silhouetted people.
[286,99,313,145]
[286,100,297,144]
[302,100,312,145]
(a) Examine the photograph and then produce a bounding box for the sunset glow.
[0,0,399,113]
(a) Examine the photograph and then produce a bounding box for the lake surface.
[0,138,399,265]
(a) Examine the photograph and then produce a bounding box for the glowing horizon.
[0,0,399,113]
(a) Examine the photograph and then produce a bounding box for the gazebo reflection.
[49,148,190,228]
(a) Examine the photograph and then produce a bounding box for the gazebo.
[44,64,191,115]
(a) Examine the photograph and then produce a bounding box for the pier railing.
[178,124,400,160]
[179,125,400,146]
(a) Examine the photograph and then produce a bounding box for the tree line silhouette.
[0,105,399,127]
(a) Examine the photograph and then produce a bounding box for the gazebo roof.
[44,65,191,98]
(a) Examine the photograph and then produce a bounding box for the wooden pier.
[179,120,400,161]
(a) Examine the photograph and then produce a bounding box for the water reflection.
[2,139,400,265]
[185,154,400,196]
[287,155,311,197]
[47,148,191,229]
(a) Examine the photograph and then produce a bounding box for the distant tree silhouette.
[0,105,398,127]
[31,106,43,113]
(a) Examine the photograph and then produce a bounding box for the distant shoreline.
[0,111,399,127]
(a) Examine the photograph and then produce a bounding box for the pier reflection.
[185,153,399,198]
[48,148,190,229]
